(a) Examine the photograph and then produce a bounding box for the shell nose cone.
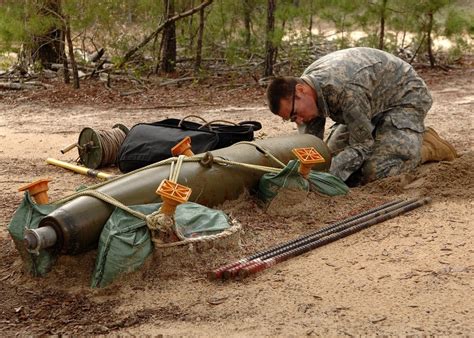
[23,226,58,253]
[24,230,38,250]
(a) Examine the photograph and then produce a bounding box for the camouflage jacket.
[300,47,432,180]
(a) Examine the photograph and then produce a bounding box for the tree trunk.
[32,0,63,69]
[119,0,213,68]
[59,29,70,84]
[410,34,426,64]
[160,0,177,73]
[65,17,79,89]
[378,0,387,50]
[194,6,205,73]
[264,0,276,77]
[188,0,195,51]
[243,0,252,57]
[426,12,436,67]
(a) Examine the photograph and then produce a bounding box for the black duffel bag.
[117,115,262,173]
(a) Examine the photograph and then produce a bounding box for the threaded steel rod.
[221,198,420,279]
[237,197,431,279]
[208,198,407,280]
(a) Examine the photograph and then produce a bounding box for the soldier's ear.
[295,83,305,95]
[296,82,318,102]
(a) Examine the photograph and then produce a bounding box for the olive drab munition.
[24,134,331,255]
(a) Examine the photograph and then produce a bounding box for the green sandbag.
[174,202,233,238]
[91,204,155,288]
[257,160,309,203]
[7,192,60,276]
[308,171,349,196]
[257,160,348,203]
[91,202,232,288]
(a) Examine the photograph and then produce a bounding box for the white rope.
[59,189,147,220]
[212,157,281,173]
[51,156,192,205]
[51,189,240,247]
[152,218,241,248]
[169,161,175,180]
[233,141,286,168]
[52,141,292,208]
[53,154,285,207]
[49,144,293,248]
[170,155,185,182]
[146,210,174,232]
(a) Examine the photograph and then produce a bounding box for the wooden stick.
[46,158,115,180]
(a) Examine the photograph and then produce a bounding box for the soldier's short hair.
[266,76,300,114]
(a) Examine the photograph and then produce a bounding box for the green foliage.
[0,2,36,49]
[444,8,472,36]
[0,0,65,61]
[319,0,363,34]
[354,34,380,49]
[0,0,471,74]
[442,7,473,59]
[447,36,470,61]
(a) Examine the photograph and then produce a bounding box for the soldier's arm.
[329,87,374,181]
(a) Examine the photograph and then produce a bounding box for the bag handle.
[238,121,262,131]
[198,119,238,130]
[178,114,209,128]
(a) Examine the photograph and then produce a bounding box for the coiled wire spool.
[77,124,129,169]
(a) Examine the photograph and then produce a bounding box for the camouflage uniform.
[299,47,432,183]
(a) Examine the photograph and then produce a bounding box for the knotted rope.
[146,155,187,243]
[57,188,240,246]
[51,141,288,246]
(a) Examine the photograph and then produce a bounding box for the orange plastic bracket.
[156,179,192,216]
[292,147,325,177]
[171,136,194,157]
[18,178,51,205]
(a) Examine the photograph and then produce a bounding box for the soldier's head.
[266,76,319,125]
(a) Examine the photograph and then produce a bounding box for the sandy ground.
[0,63,473,336]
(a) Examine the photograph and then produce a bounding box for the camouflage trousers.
[326,112,424,185]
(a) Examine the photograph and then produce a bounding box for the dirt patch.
[0,62,473,336]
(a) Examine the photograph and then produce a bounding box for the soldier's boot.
[420,127,458,163]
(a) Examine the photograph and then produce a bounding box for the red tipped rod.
[209,198,404,280]
[209,197,431,280]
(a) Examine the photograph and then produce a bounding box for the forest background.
[0,0,473,88]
